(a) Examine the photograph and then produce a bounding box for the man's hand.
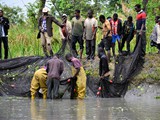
[72,76,77,80]
[139,30,142,36]
[61,24,65,28]
[83,33,86,40]
[100,76,104,79]
[41,28,44,32]
[91,35,95,40]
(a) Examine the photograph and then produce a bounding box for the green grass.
[1,17,157,59]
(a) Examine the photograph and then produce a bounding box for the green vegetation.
[0,0,159,59]
[131,54,160,85]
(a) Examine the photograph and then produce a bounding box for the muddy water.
[0,97,160,120]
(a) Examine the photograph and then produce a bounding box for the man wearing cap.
[38,7,64,57]
[0,10,9,59]
[58,14,72,54]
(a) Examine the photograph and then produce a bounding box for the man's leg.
[86,40,91,60]
[0,37,2,59]
[45,32,54,56]
[141,32,146,56]
[126,38,131,53]
[78,36,84,59]
[41,33,48,57]
[3,37,8,59]
[112,43,115,57]
[71,35,78,57]
[117,35,122,53]
[53,79,60,99]
[157,44,160,54]
[39,76,47,99]
[47,78,53,99]
[30,73,40,99]
[121,35,127,52]
[91,39,96,60]
[105,37,112,62]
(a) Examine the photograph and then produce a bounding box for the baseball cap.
[62,14,67,17]
[42,7,49,13]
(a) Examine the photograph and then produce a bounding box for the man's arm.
[92,19,98,39]
[73,68,80,78]
[38,17,43,31]
[51,16,63,28]
[105,20,111,38]
[60,61,64,75]
[3,17,9,30]
[59,27,65,39]
[139,23,144,35]
[46,62,49,73]
[101,57,110,78]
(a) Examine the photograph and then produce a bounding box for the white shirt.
[84,17,98,40]
[0,24,5,37]
[157,24,160,44]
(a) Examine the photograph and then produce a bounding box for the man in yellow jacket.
[65,53,86,99]
[30,66,47,99]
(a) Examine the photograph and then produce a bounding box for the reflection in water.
[30,99,47,120]
[0,97,160,120]
[77,100,86,120]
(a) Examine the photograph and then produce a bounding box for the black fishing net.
[0,37,144,98]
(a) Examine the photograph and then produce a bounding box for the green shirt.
[71,17,84,36]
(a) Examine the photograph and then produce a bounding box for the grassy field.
[2,21,158,59]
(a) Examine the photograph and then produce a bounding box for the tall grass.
[5,9,158,59]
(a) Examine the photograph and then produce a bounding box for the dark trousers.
[71,35,84,56]
[86,39,96,60]
[121,34,132,52]
[135,32,146,56]
[0,37,8,59]
[47,78,59,99]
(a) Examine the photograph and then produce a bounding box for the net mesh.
[0,38,144,98]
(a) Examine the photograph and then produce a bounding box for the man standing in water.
[46,54,64,99]
[30,66,47,99]
[65,53,86,99]
[38,7,64,57]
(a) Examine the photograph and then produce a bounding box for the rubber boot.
[31,95,35,99]
[43,94,47,99]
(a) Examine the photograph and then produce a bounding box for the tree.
[0,4,24,24]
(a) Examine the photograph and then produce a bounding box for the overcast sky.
[0,0,36,12]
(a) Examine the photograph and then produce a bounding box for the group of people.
[0,3,160,99]
[30,53,87,99]
[37,4,149,63]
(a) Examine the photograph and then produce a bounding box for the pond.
[0,97,160,120]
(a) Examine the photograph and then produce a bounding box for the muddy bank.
[126,54,160,98]
[83,54,160,98]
